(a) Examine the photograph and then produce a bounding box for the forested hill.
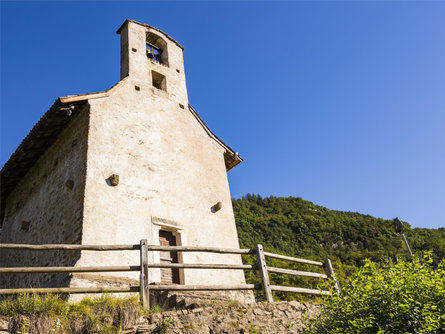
[233,194,444,277]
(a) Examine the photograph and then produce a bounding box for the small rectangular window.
[152,71,166,91]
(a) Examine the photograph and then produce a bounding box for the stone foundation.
[0,301,318,334]
[150,289,255,309]
[138,300,318,334]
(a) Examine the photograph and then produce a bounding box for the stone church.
[0,19,247,301]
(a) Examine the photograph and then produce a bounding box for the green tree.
[233,194,445,288]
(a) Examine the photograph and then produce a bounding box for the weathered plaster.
[0,108,89,288]
[77,21,246,293]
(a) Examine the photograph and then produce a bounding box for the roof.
[116,19,184,51]
[1,80,242,227]
[0,79,126,227]
[0,99,88,226]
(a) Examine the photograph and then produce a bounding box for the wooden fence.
[0,241,340,308]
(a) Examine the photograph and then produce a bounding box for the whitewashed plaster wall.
[77,21,247,293]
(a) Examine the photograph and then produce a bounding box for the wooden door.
[159,230,180,284]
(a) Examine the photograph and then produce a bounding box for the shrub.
[306,252,445,333]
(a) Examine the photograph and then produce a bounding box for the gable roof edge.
[60,77,128,103]
[0,78,129,227]
[187,104,243,171]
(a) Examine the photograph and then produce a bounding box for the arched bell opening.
[146,31,169,66]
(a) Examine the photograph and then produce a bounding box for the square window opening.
[152,71,166,91]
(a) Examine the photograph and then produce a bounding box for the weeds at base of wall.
[150,304,162,314]
[248,323,258,334]
[156,316,174,334]
[0,293,140,334]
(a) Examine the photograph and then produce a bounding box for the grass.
[0,293,68,317]
[0,294,141,334]
[150,304,162,314]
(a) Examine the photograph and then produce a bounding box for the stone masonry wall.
[0,108,89,289]
[135,301,318,334]
[0,301,319,334]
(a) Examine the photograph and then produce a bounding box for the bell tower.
[117,19,188,105]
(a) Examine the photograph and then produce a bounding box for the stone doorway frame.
[150,216,184,284]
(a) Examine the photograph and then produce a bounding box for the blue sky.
[1,1,444,229]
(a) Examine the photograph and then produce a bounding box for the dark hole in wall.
[152,71,167,91]
[21,221,31,231]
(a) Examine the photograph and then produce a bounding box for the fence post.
[323,259,341,295]
[255,244,273,302]
[140,239,149,309]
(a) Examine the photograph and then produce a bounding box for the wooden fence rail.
[0,287,141,295]
[0,244,140,251]
[267,267,328,279]
[0,240,340,307]
[0,244,256,254]
[263,252,324,266]
[0,266,140,274]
